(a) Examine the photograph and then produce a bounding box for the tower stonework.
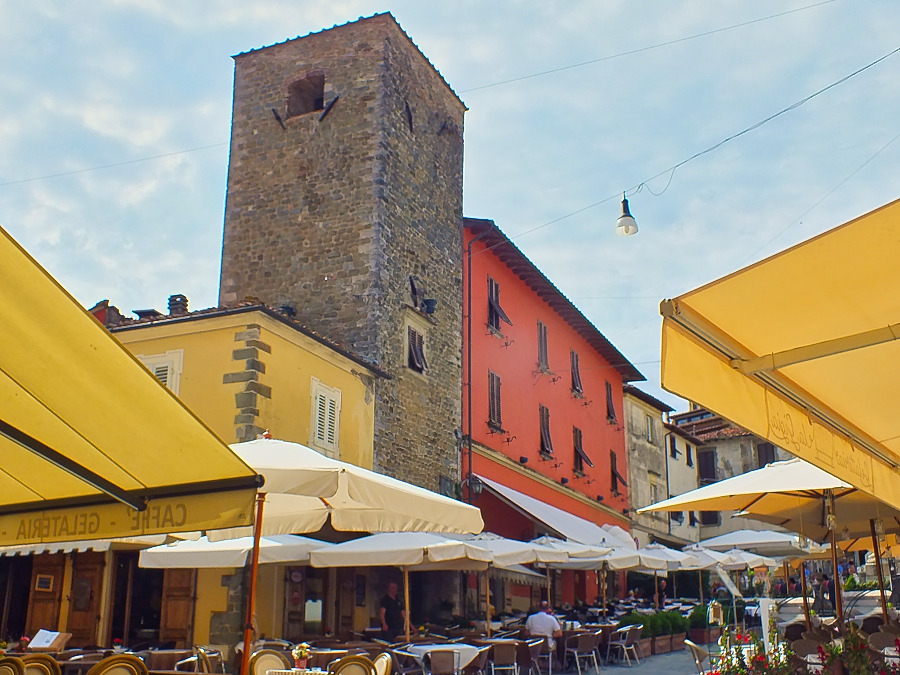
[219,14,465,490]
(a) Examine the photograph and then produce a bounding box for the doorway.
[0,556,33,641]
[109,552,164,647]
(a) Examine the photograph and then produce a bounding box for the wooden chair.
[790,637,823,672]
[684,639,720,675]
[880,623,900,636]
[310,651,350,671]
[373,653,393,675]
[869,631,897,652]
[20,654,61,675]
[800,630,830,644]
[247,649,291,675]
[469,646,491,675]
[0,657,26,675]
[862,617,886,636]
[424,651,459,675]
[84,656,149,675]
[489,643,519,675]
[564,632,600,675]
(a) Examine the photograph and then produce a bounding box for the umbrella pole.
[240,491,266,675]
[870,519,889,623]
[655,573,660,608]
[672,572,677,601]
[782,561,789,597]
[486,569,493,637]
[601,565,607,619]
[829,527,844,631]
[546,567,552,605]
[404,566,411,643]
[800,561,812,631]
[698,570,703,604]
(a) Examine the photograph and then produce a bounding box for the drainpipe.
[464,222,495,502]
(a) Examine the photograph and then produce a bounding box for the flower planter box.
[651,635,672,654]
[689,626,722,645]
[637,637,653,659]
[670,632,686,651]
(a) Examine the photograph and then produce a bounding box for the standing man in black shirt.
[380,581,406,640]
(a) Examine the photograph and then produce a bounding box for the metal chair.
[564,632,600,675]
[84,656,149,675]
[526,639,544,675]
[535,639,554,675]
[489,643,519,675]
[387,650,422,675]
[327,655,376,675]
[606,625,641,666]
[425,651,460,675]
[247,650,291,675]
[20,654,62,675]
[469,646,492,675]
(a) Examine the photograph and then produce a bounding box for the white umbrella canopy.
[638,543,702,571]
[308,532,494,569]
[699,529,820,557]
[682,544,746,570]
[454,533,569,566]
[639,458,900,544]
[530,536,613,558]
[723,548,778,569]
[139,534,331,569]
[223,439,483,538]
[600,524,638,549]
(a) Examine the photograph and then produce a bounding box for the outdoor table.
[406,643,481,668]
[145,650,194,671]
[265,670,327,675]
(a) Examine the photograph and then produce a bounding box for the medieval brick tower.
[218,14,465,490]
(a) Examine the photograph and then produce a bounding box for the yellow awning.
[0,224,261,545]
[660,197,900,511]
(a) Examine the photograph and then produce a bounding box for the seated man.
[525,601,563,650]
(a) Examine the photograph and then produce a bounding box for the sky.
[2,0,899,411]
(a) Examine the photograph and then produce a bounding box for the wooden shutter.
[487,277,512,329]
[537,321,548,370]
[488,371,502,429]
[698,449,717,483]
[539,405,553,455]
[610,450,627,494]
[573,427,592,468]
[605,381,617,423]
[408,326,427,372]
[570,350,583,394]
[153,364,170,387]
[159,569,196,647]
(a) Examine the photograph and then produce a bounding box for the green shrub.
[665,610,688,634]
[689,604,710,629]
[643,612,659,637]
[616,611,646,631]
[844,576,858,591]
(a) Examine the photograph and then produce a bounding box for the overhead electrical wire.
[0,1,839,191]
[460,0,838,93]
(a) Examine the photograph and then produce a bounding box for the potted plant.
[650,613,672,655]
[667,610,688,651]
[689,604,722,645]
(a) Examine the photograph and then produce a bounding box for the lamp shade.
[616,196,638,236]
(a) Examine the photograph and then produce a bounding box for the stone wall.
[218,14,465,489]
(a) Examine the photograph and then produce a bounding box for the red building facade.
[462,218,644,606]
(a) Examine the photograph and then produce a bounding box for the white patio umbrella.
[698,529,819,557]
[139,534,331,568]
[309,532,495,641]
[530,535,614,558]
[227,438,484,675]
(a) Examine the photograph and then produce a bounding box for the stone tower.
[219,14,465,490]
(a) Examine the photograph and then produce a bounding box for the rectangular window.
[689,511,698,527]
[407,326,427,373]
[537,321,549,370]
[539,405,553,456]
[700,511,721,526]
[309,378,341,458]
[488,371,503,430]
[669,436,679,459]
[698,449,717,485]
[686,444,694,467]
[646,414,654,443]
[570,350,583,395]
[605,381,618,424]
[487,277,512,331]
[648,475,659,505]
[137,349,184,395]
[573,426,592,474]
[610,450,627,495]
[757,442,776,468]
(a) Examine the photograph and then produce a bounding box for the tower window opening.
[287,75,325,118]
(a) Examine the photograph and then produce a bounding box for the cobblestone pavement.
[559,648,696,675]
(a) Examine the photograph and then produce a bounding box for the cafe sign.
[0,489,257,546]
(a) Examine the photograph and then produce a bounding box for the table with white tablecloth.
[406,643,481,668]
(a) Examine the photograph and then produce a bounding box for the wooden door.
[66,552,106,646]
[159,569,196,647]
[25,554,65,637]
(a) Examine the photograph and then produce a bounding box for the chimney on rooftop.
[168,294,188,315]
